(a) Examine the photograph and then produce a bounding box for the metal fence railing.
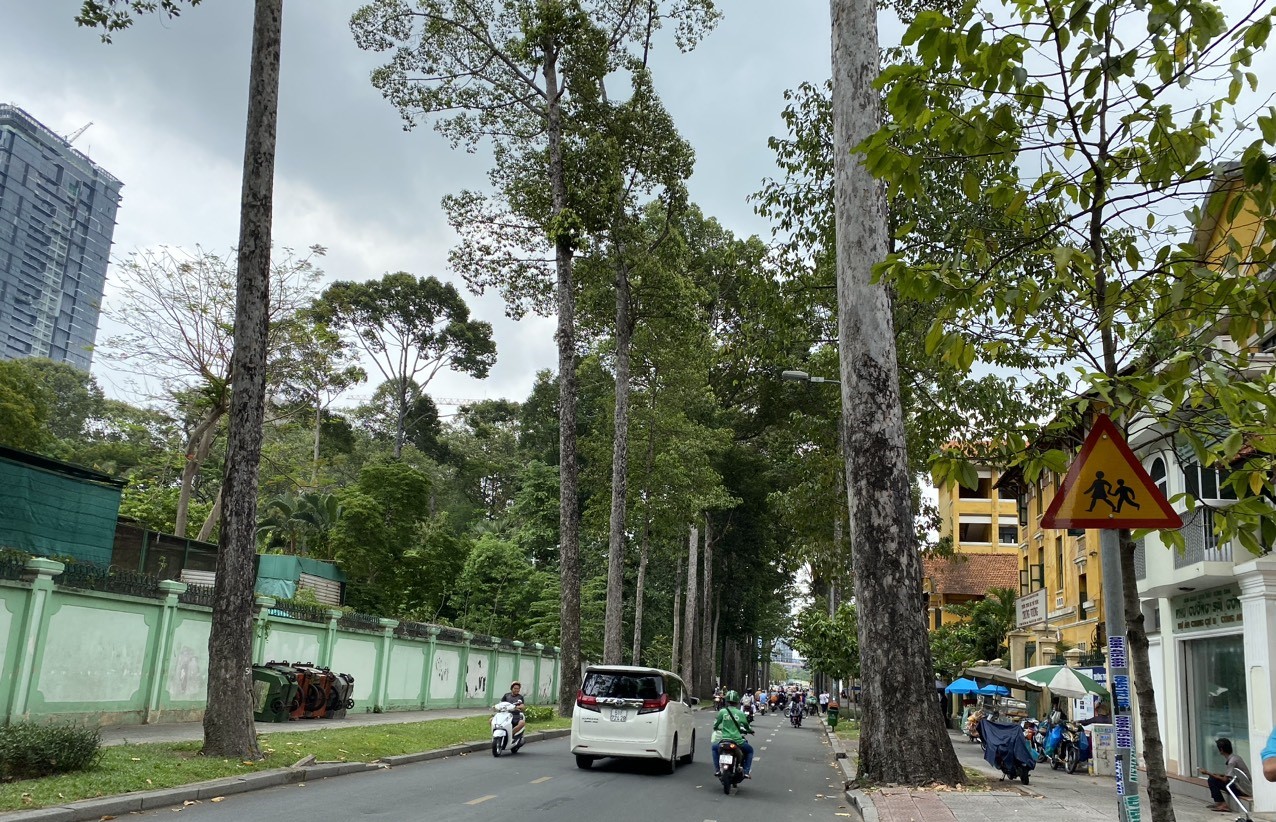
[337,612,382,632]
[54,563,163,599]
[267,601,329,624]
[178,583,216,608]
[0,555,27,581]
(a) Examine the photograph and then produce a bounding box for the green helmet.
[725,690,740,704]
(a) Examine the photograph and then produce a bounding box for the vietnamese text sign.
[1109,635,1127,668]
[1017,588,1049,628]
[1115,714,1133,749]
[1115,758,1126,795]
[1171,585,1243,634]
[1125,795,1142,822]
[1113,674,1131,710]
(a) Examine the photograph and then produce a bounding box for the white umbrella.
[1016,665,1108,698]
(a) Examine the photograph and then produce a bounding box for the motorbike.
[758,700,768,716]
[717,739,749,794]
[743,701,755,722]
[788,702,803,728]
[978,717,1035,785]
[1021,718,1046,762]
[1050,721,1085,773]
[490,701,525,757]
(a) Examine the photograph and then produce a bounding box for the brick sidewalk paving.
[873,788,958,822]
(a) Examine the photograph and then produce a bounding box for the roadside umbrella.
[963,665,1042,693]
[977,683,1010,696]
[943,677,983,695]
[1016,665,1108,699]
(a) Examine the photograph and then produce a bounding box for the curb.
[0,728,571,822]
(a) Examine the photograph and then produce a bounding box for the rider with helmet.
[713,690,755,778]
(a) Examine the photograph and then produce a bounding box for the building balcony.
[1136,507,1254,598]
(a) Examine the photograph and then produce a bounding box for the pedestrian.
[1198,737,1252,812]
[819,690,830,714]
[1263,726,1276,782]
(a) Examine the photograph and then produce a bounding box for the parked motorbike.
[718,739,748,794]
[491,701,524,757]
[1053,721,1084,773]
[979,718,1034,785]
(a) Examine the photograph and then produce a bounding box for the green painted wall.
[0,571,560,726]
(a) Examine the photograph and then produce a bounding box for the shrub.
[0,723,102,781]
[523,706,554,723]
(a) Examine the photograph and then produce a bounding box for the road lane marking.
[761,746,768,750]
[529,777,553,784]
[465,795,497,805]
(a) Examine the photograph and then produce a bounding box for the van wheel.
[575,755,593,770]
[680,730,695,764]
[665,735,678,774]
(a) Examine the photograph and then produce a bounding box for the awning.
[963,665,1043,693]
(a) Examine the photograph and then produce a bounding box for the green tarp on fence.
[0,447,123,567]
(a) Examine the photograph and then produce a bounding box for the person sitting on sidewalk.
[1263,726,1276,782]
[1198,737,1252,812]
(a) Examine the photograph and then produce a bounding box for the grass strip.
[0,715,570,812]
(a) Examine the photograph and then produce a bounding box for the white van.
[570,665,699,772]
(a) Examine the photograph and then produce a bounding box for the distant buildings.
[0,104,121,370]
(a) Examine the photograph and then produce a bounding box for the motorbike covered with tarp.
[979,718,1035,785]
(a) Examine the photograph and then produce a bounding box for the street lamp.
[780,369,840,385]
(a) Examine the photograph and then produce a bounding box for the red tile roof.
[923,553,1020,596]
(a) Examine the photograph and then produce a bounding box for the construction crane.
[64,122,93,144]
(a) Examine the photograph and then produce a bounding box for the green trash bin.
[827,702,840,730]
[252,665,299,722]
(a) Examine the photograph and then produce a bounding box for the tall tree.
[314,273,496,460]
[866,0,1276,809]
[829,0,964,785]
[352,0,719,714]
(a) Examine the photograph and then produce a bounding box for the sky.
[0,0,855,409]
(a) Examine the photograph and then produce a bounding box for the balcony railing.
[1174,507,1234,569]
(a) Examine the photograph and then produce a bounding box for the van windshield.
[582,672,664,700]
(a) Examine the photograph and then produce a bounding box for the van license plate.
[609,709,627,722]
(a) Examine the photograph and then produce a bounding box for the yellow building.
[924,466,1020,630]
[994,464,1108,670]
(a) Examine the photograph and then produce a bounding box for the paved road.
[132,710,852,821]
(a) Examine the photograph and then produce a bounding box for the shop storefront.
[1171,586,1250,772]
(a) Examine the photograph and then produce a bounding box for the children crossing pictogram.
[1041,415,1182,530]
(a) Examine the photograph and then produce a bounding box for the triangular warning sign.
[1041,415,1183,530]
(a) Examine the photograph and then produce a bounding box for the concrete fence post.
[9,558,64,720]
[145,579,187,721]
[512,640,524,701]
[458,632,474,708]
[253,595,276,665]
[531,643,544,706]
[552,646,562,710]
[373,618,399,711]
[320,609,343,668]
[488,637,501,702]
[422,626,441,709]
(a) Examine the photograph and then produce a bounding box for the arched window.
[1149,456,1168,497]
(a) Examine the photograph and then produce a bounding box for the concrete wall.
[0,559,560,727]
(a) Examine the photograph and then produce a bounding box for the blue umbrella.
[944,677,983,695]
[978,683,1010,696]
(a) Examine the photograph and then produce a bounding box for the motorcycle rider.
[500,680,527,738]
[713,690,755,779]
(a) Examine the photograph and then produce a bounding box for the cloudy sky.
[0,0,857,409]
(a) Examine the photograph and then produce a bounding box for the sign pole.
[1100,528,1138,822]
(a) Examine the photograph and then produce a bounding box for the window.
[999,524,1019,545]
[959,473,993,499]
[1055,536,1065,590]
[958,515,992,544]
[1183,462,1236,502]
[1149,456,1168,497]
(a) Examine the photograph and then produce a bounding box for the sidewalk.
[837,724,1269,822]
[99,707,490,747]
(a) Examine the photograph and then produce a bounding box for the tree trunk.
[711,600,721,688]
[542,40,582,717]
[602,259,634,664]
[680,521,699,691]
[699,516,714,695]
[196,486,223,543]
[631,401,656,665]
[312,397,322,487]
[1121,530,1176,822]
[202,0,282,760]
[830,0,964,785]
[175,405,224,537]
[671,552,683,671]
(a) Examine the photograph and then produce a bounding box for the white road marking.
[761,746,768,750]
[529,776,553,784]
[465,795,497,805]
